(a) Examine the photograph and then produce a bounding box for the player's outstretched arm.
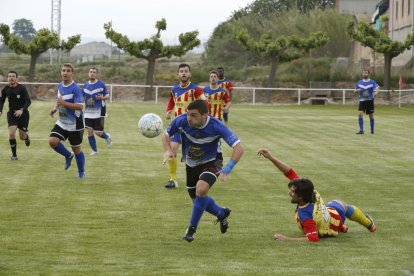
[257,148,291,174]
[273,233,308,242]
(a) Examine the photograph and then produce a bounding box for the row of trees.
[204,0,414,91]
[0,19,80,98]
[1,0,414,100]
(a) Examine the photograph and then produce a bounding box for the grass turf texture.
[0,102,413,275]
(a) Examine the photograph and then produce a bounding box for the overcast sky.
[0,0,255,46]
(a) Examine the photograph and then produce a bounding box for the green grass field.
[0,102,413,275]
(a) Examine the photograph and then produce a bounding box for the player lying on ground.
[257,148,376,242]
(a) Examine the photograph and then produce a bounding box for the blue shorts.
[326,200,346,223]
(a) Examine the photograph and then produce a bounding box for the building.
[337,0,379,15]
[388,0,414,65]
[338,0,414,67]
[337,0,380,68]
[70,41,112,63]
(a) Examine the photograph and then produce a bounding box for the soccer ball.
[138,113,163,138]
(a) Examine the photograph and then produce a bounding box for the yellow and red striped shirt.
[166,82,206,117]
[203,86,230,120]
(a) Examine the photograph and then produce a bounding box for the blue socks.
[101,132,109,139]
[75,151,85,175]
[54,142,71,158]
[190,196,226,229]
[54,143,85,177]
[370,119,374,134]
[205,196,224,219]
[189,196,209,228]
[358,117,364,132]
[88,136,97,152]
[358,117,375,134]
[89,132,110,152]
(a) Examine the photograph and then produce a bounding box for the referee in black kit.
[0,71,31,160]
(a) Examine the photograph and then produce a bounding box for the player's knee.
[48,137,59,148]
[195,187,208,197]
[197,172,216,197]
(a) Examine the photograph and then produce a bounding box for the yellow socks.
[167,157,177,181]
[347,205,371,228]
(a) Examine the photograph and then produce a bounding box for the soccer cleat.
[25,136,30,146]
[182,226,196,242]
[64,152,74,170]
[165,180,178,188]
[78,172,86,179]
[10,156,18,161]
[365,214,376,232]
[105,134,112,148]
[341,224,348,233]
[215,207,231,234]
[90,150,98,156]
[356,131,364,135]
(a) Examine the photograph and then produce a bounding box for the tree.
[0,23,81,98]
[203,3,346,72]
[104,19,200,101]
[232,0,335,19]
[236,29,329,87]
[347,20,414,93]
[12,18,36,43]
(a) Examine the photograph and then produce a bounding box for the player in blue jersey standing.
[83,67,112,155]
[162,100,244,242]
[355,69,379,134]
[49,63,86,179]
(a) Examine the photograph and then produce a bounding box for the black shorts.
[186,154,223,199]
[7,110,29,131]
[50,124,84,147]
[358,100,374,114]
[85,117,105,131]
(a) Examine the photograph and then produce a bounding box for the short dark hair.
[8,70,18,78]
[217,66,224,71]
[187,99,208,115]
[288,178,315,203]
[178,63,191,72]
[89,67,98,73]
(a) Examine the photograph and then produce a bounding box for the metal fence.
[1,82,414,107]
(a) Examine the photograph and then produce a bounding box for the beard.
[180,76,190,83]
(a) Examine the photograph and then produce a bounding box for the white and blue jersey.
[355,79,379,101]
[56,81,84,131]
[166,114,240,168]
[83,80,108,119]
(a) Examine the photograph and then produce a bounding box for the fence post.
[298,89,301,106]
[253,88,256,105]
[399,89,401,108]
[155,86,158,104]
[110,85,113,103]
[342,89,346,105]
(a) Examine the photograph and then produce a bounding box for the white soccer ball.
[138,113,163,138]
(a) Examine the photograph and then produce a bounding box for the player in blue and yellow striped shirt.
[257,148,376,242]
